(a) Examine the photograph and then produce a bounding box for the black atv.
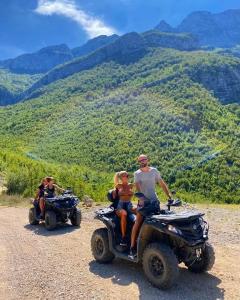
[91,196,215,290]
[29,189,81,230]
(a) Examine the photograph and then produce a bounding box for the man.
[129,154,172,258]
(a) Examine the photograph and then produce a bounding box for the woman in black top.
[35,177,47,219]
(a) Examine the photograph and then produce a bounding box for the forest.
[0,47,239,203]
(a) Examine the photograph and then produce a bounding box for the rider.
[114,171,135,247]
[35,177,47,219]
[44,177,65,198]
[129,154,172,258]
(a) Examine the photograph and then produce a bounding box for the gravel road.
[0,205,239,300]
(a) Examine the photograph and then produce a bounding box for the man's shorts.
[137,200,160,217]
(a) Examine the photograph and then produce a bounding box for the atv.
[29,189,81,231]
[91,195,215,290]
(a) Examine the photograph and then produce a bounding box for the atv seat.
[150,211,204,223]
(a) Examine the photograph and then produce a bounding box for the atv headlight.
[168,225,182,235]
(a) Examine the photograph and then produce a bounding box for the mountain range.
[156,9,240,47]
[0,8,239,203]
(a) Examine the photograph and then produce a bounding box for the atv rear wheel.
[70,208,82,226]
[186,242,215,273]
[142,242,179,289]
[29,208,39,225]
[91,228,114,263]
[45,211,57,231]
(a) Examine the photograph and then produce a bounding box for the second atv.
[29,189,81,230]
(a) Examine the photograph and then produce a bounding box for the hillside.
[0,69,41,105]
[0,47,239,203]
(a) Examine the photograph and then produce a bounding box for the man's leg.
[130,213,143,250]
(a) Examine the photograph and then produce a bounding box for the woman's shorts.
[117,200,133,213]
[137,200,160,217]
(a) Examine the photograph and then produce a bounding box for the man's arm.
[159,179,172,199]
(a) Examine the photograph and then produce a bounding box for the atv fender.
[137,223,169,260]
[95,215,116,252]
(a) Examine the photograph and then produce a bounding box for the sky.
[0,0,240,60]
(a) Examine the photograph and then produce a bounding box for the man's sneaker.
[128,248,137,260]
[120,237,127,247]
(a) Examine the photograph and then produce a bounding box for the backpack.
[107,188,119,209]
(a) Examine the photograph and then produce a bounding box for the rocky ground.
[0,204,239,300]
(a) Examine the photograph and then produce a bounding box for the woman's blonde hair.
[114,171,129,187]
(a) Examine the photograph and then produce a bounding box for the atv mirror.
[171,190,176,195]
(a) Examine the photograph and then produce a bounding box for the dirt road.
[0,205,239,300]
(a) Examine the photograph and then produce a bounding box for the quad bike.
[91,194,215,290]
[29,189,81,230]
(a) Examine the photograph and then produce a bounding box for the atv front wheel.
[29,208,39,225]
[45,211,57,231]
[91,228,114,263]
[186,242,215,273]
[142,243,179,289]
[70,208,82,226]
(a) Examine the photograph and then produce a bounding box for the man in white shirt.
[129,154,172,258]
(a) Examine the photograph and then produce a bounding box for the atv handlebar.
[167,198,182,211]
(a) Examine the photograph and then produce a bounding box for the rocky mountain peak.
[155,20,175,32]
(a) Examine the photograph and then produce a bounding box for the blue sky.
[0,0,240,60]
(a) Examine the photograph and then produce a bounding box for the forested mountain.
[156,9,240,47]
[0,44,73,74]
[0,45,239,203]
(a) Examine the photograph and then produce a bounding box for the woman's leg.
[130,212,144,249]
[116,209,127,238]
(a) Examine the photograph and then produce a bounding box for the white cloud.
[35,0,117,38]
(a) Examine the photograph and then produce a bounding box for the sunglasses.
[138,159,148,162]
[121,174,129,177]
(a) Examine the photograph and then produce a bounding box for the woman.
[44,177,65,198]
[35,177,47,219]
[114,171,135,246]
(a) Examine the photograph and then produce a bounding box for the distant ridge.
[0,35,120,75]
[155,8,240,47]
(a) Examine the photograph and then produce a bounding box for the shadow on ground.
[24,222,80,236]
[89,259,224,300]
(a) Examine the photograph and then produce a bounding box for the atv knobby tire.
[142,242,179,289]
[29,208,39,225]
[45,211,57,231]
[186,242,215,273]
[70,208,82,226]
[91,228,114,263]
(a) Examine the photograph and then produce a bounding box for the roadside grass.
[0,194,31,207]
[0,193,239,210]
